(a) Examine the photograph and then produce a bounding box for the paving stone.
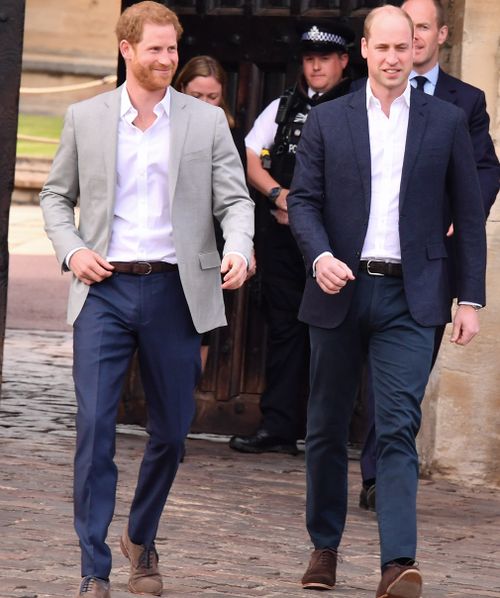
[1,329,500,597]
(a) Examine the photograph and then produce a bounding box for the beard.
[130,60,177,92]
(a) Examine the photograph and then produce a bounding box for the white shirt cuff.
[224,251,249,269]
[65,247,87,269]
[312,251,334,277]
[458,301,483,310]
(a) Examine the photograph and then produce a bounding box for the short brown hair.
[116,1,183,45]
[402,0,447,29]
[175,55,235,128]
[364,5,414,41]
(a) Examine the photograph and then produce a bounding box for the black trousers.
[259,220,309,440]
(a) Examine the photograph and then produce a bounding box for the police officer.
[230,21,355,455]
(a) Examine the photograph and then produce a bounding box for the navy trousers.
[306,273,435,566]
[72,271,201,579]
[360,322,447,484]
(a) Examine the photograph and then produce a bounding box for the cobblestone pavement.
[1,329,500,598]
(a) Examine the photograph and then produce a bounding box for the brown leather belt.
[359,260,402,278]
[109,261,178,275]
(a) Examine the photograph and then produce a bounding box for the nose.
[312,57,322,70]
[386,49,398,64]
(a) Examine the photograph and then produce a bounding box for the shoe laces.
[80,576,101,592]
[139,545,159,569]
[318,548,338,566]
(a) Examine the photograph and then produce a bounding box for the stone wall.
[21,0,121,115]
[23,0,120,64]
[419,0,500,488]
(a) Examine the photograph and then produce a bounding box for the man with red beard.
[40,2,253,596]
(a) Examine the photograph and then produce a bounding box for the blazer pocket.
[183,148,211,162]
[199,251,221,270]
[426,242,448,260]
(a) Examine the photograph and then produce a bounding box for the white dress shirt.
[107,86,176,263]
[361,81,411,263]
[313,82,411,274]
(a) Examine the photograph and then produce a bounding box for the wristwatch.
[267,186,282,205]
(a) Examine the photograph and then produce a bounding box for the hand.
[274,188,289,212]
[446,223,454,237]
[315,255,355,294]
[68,248,114,285]
[221,253,248,290]
[450,304,480,346]
[245,251,257,281]
[272,208,289,226]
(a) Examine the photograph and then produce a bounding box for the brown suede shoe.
[301,548,338,590]
[76,576,111,597]
[120,529,163,596]
[376,563,422,598]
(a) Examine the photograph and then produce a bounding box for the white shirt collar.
[409,62,440,88]
[308,88,323,99]
[120,85,171,123]
[365,79,411,111]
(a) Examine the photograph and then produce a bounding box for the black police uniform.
[258,75,352,444]
[229,20,355,454]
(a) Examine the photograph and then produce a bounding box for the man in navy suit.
[358,0,500,513]
[287,5,486,597]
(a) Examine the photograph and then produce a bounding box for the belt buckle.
[137,261,153,275]
[366,259,384,277]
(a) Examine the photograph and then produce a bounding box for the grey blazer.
[40,85,254,332]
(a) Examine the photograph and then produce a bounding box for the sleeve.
[287,108,334,273]
[448,110,487,306]
[467,90,500,217]
[211,108,255,264]
[244,98,281,156]
[39,105,86,269]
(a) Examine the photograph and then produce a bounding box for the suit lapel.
[434,68,457,105]
[399,88,428,212]
[346,89,371,213]
[168,87,190,209]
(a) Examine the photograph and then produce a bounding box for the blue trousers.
[306,273,435,566]
[72,271,201,579]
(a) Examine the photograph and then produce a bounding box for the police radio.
[275,86,296,125]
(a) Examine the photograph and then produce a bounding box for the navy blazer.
[287,87,487,329]
[434,68,500,217]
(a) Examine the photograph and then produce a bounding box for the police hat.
[298,20,355,55]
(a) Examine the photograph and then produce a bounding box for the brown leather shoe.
[301,548,338,590]
[76,576,111,597]
[376,563,422,598]
[120,529,163,596]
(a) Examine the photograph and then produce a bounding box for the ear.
[340,53,349,69]
[119,39,133,61]
[361,37,368,60]
[437,24,448,47]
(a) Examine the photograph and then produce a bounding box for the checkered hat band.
[302,28,346,47]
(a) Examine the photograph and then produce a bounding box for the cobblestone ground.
[1,330,499,598]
